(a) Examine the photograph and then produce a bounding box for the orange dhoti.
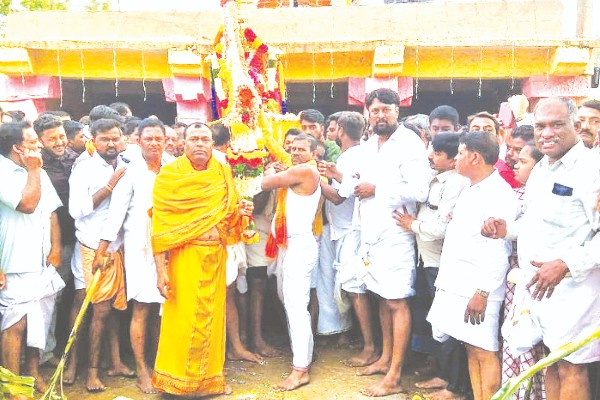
[80,243,127,311]
[152,239,227,395]
[150,155,244,397]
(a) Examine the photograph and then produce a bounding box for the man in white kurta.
[353,89,431,397]
[319,111,377,368]
[484,97,600,400]
[0,122,65,392]
[428,131,519,400]
[95,118,170,393]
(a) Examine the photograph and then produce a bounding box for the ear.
[12,144,24,155]
[573,119,582,134]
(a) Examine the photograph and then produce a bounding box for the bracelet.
[105,184,114,192]
[476,289,489,298]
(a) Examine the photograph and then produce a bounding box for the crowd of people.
[0,91,598,400]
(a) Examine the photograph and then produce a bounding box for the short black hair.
[42,110,70,119]
[299,109,325,125]
[183,122,211,139]
[429,105,459,127]
[123,117,141,136]
[210,123,231,147]
[337,112,365,141]
[468,111,500,134]
[285,128,302,139]
[172,122,188,130]
[294,133,318,151]
[459,131,499,165]
[137,118,165,137]
[326,112,344,126]
[580,99,600,113]
[0,121,32,157]
[403,123,422,139]
[6,110,26,122]
[523,140,543,163]
[33,114,63,137]
[89,105,124,124]
[511,124,534,141]
[432,132,460,159]
[109,102,132,116]
[90,118,122,137]
[365,88,400,109]
[64,120,84,140]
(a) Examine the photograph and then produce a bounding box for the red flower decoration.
[244,28,257,43]
[256,43,268,54]
[219,99,229,109]
[241,113,250,123]
[238,87,254,108]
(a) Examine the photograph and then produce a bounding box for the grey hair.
[534,97,578,124]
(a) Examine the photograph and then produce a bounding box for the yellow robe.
[151,155,241,396]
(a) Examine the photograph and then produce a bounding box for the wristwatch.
[476,289,489,298]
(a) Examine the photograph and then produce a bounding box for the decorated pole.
[207,0,298,243]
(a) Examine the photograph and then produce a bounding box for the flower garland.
[206,0,296,244]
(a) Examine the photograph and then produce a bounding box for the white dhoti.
[71,241,86,291]
[123,242,164,304]
[427,288,502,352]
[362,231,416,300]
[225,242,248,294]
[335,229,365,296]
[503,268,600,364]
[316,227,352,335]
[0,267,65,349]
[275,233,318,369]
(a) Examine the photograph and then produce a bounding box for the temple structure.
[0,0,597,122]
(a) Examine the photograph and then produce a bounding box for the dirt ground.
[41,344,434,400]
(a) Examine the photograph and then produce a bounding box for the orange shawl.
[151,155,241,253]
[265,160,326,258]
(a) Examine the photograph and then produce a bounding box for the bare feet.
[30,371,48,393]
[415,376,448,390]
[275,369,310,391]
[224,384,233,395]
[254,341,283,358]
[356,358,390,376]
[107,363,136,378]
[227,348,264,364]
[136,371,159,394]
[63,362,77,386]
[86,368,108,393]
[344,348,379,367]
[360,376,405,397]
[429,388,467,400]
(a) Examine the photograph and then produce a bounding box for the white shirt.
[100,157,158,249]
[0,155,62,273]
[412,169,469,268]
[513,141,600,282]
[69,151,127,251]
[355,125,431,244]
[326,145,361,241]
[436,170,519,301]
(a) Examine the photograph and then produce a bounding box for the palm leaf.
[0,366,35,399]
[492,327,600,400]
[39,269,102,400]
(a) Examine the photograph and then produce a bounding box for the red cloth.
[495,159,521,189]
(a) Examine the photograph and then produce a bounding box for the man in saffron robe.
[150,122,253,397]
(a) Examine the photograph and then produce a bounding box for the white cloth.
[353,125,431,299]
[245,191,276,268]
[0,156,62,274]
[272,184,321,368]
[69,151,126,252]
[428,289,502,352]
[71,242,86,290]
[100,158,163,304]
[326,145,361,241]
[506,142,600,362]
[275,233,318,369]
[316,227,352,335]
[411,170,469,268]
[0,267,65,349]
[435,171,519,301]
[226,242,247,291]
[334,229,364,298]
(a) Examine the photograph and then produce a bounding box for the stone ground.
[39,343,435,400]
